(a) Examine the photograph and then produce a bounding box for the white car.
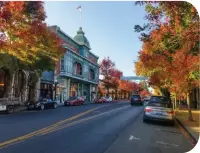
[106,97,112,102]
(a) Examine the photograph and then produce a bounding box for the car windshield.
[41,99,48,102]
[150,96,169,102]
[68,97,77,100]
[132,95,140,98]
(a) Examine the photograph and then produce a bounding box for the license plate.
[0,105,7,111]
[151,111,164,116]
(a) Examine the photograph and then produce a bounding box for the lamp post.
[54,81,59,101]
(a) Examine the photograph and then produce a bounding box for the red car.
[95,97,107,103]
[64,96,84,106]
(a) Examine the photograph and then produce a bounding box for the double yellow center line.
[0,106,104,149]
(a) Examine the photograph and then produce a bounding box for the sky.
[44,1,147,76]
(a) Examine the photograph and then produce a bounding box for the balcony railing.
[59,71,98,84]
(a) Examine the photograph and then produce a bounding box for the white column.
[89,84,92,103]
[78,82,80,96]
[82,84,84,96]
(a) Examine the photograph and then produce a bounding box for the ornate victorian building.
[41,26,99,103]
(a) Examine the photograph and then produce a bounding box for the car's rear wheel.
[169,120,175,126]
[53,103,57,109]
[40,104,44,110]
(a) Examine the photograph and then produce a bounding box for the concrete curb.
[175,117,198,145]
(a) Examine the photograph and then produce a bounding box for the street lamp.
[54,81,59,101]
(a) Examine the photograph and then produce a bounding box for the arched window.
[74,62,82,75]
[89,68,95,80]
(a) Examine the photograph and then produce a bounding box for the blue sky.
[44,1,146,76]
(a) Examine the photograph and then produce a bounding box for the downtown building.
[40,26,100,103]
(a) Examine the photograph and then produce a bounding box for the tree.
[100,57,123,97]
[0,2,63,103]
[134,1,199,120]
[0,1,63,64]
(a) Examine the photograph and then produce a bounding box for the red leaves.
[119,80,141,93]
[100,57,123,90]
[0,1,63,63]
[140,89,150,97]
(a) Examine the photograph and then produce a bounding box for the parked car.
[142,97,149,102]
[130,94,143,106]
[64,96,84,106]
[106,96,112,102]
[27,98,57,110]
[143,97,175,125]
[95,97,107,103]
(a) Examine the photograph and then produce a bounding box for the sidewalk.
[175,109,200,142]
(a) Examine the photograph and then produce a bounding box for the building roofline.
[49,25,99,60]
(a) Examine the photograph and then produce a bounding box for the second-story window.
[74,62,82,75]
[89,68,95,80]
[60,56,64,71]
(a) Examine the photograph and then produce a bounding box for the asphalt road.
[0,101,193,153]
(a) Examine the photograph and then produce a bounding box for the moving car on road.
[130,94,143,106]
[27,98,57,110]
[143,96,175,125]
[64,96,84,106]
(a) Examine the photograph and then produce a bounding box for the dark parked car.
[64,96,84,106]
[27,98,57,110]
[130,94,143,106]
[143,96,175,125]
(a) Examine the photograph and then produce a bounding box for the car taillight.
[168,111,174,115]
[145,108,152,112]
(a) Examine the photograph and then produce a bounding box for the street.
[0,101,193,153]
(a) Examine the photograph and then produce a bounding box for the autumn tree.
[0,2,63,103]
[0,1,63,64]
[100,57,123,97]
[134,1,199,120]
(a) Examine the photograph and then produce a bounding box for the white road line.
[156,141,180,147]
[129,135,141,140]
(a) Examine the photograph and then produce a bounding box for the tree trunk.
[187,92,194,121]
[174,94,177,111]
[115,89,118,100]
[28,73,39,104]
[20,73,27,103]
[106,87,109,96]
[3,70,13,97]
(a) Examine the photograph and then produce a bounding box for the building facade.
[41,26,99,103]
